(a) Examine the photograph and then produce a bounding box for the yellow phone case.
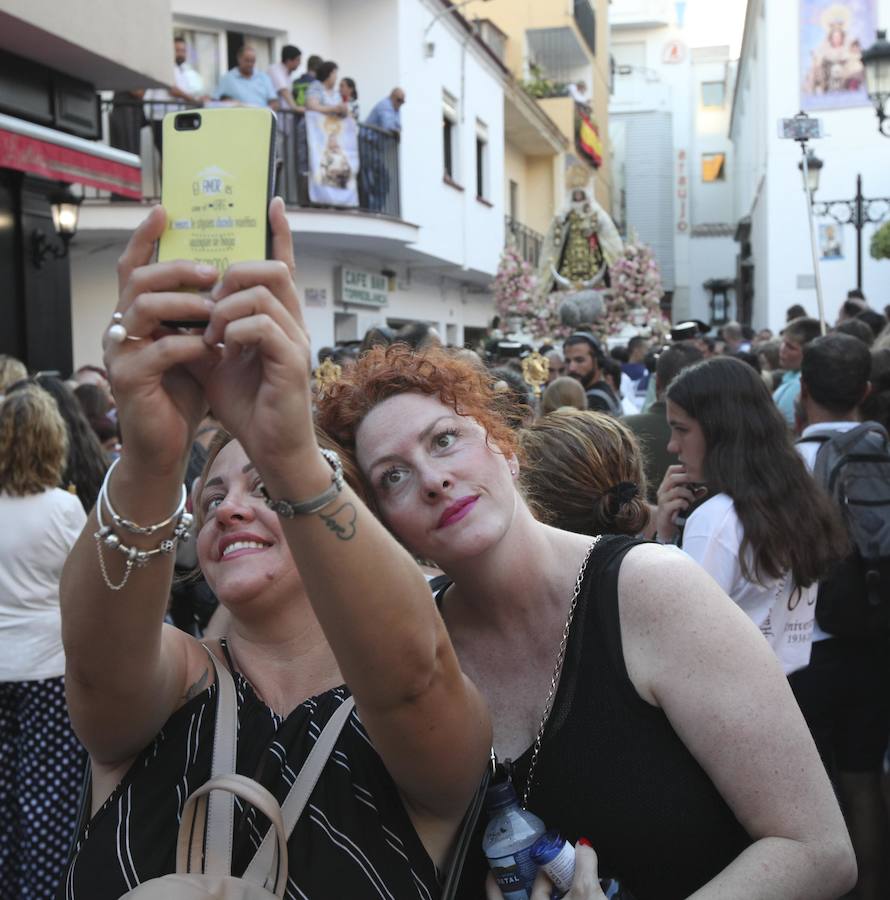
[158,107,276,272]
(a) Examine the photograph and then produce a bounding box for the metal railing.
[573,0,597,57]
[505,215,544,267]
[85,99,401,218]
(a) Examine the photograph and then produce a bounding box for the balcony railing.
[573,0,597,56]
[506,215,544,267]
[84,99,400,218]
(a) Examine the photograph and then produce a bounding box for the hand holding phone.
[655,465,705,543]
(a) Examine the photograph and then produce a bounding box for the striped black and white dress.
[58,639,441,900]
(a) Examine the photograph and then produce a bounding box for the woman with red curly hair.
[317,344,855,900]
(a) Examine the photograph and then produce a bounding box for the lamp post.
[810,175,890,292]
[863,30,890,137]
[789,113,827,334]
[31,191,81,269]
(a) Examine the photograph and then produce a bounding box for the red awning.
[0,113,141,198]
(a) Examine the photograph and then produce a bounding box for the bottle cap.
[484,780,519,814]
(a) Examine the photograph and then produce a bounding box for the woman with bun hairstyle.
[318,343,856,900]
[519,409,649,537]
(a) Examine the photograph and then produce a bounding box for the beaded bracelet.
[100,457,188,536]
[93,463,193,591]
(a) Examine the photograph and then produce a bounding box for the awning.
[0,113,141,198]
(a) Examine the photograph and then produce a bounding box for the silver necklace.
[521,536,600,809]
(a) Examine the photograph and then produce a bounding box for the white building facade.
[70,0,507,368]
[730,0,890,331]
[609,0,744,326]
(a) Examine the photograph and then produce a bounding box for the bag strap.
[177,773,289,899]
[440,764,492,900]
[243,694,356,887]
[202,645,239,876]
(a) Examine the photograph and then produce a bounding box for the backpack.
[799,422,890,637]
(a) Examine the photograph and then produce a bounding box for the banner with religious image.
[800,0,876,110]
[306,111,359,207]
[819,223,844,259]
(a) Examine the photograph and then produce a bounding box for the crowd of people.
[1,204,888,900]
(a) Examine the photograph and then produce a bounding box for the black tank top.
[440,535,751,900]
[58,639,440,899]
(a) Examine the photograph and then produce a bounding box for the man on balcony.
[214,46,278,109]
[145,36,207,155]
[366,87,406,135]
[268,45,303,113]
[362,88,405,213]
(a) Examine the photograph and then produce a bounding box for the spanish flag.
[577,110,603,169]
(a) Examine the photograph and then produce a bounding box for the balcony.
[77,99,402,219]
[506,215,544,267]
[609,0,673,30]
[573,0,597,57]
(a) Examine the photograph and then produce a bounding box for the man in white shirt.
[146,37,207,154]
[267,44,303,113]
[791,332,890,900]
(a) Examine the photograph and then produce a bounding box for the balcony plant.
[520,62,568,100]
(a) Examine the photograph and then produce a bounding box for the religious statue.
[537,164,624,299]
[534,164,624,333]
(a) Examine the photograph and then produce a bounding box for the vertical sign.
[676,149,689,233]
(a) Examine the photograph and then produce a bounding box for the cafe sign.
[336,266,389,308]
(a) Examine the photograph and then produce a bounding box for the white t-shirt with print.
[682,493,816,675]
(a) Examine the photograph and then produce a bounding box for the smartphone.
[158,107,276,325]
[674,482,708,528]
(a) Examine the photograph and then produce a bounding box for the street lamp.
[797,149,823,195]
[811,173,890,292]
[31,190,81,269]
[862,30,890,137]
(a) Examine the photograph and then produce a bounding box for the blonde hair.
[0,355,27,393]
[0,385,69,496]
[519,409,649,536]
[540,376,588,417]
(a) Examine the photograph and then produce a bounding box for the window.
[701,81,725,107]
[701,153,726,182]
[475,120,489,200]
[509,180,519,219]
[443,91,459,181]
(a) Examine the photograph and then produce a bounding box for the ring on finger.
[107,311,143,344]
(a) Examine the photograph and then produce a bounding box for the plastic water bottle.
[530,831,637,900]
[482,781,547,900]
[530,831,575,897]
